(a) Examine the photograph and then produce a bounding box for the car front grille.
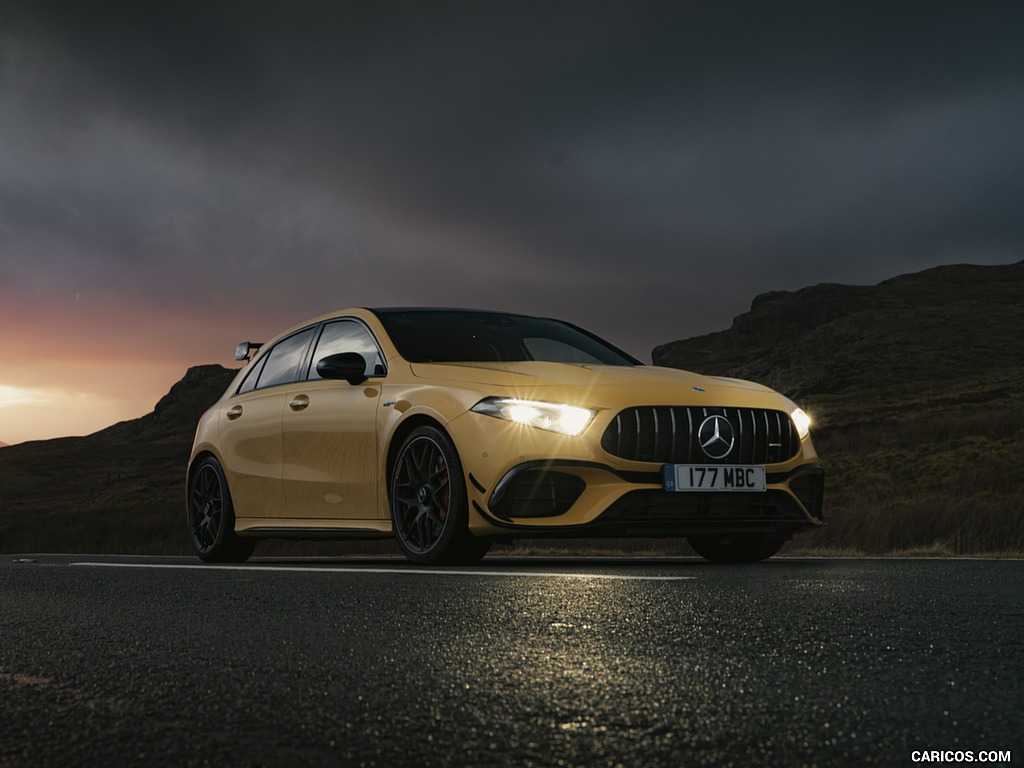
[600,406,799,465]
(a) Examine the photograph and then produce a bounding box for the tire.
[389,425,490,565]
[687,533,786,564]
[187,456,256,563]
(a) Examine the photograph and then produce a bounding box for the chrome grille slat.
[686,408,693,463]
[669,408,678,463]
[634,408,641,460]
[741,409,749,462]
[647,407,657,462]
[601,406,799,464]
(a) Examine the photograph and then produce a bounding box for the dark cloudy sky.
[1,1,1022,443]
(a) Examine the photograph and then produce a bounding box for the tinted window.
[308,320,387,380]
[375,310,640,366]
[256,327,316,389]
[236,355,268,395]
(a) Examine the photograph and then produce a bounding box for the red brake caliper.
[437,458,449,521]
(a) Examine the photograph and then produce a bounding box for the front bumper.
[468,460,825,539]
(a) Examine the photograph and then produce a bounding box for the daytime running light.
[471,398,596,437]
[790,407,812,440]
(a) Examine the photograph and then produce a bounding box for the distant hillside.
[654,260,1024,554]
[0,365,237,554]
[655,261,1024,421]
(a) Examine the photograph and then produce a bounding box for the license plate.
[663,464,766,493]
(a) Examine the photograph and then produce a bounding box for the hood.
[409,361,788,410]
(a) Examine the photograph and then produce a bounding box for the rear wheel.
[188,456,256,563]
[688,533,786,563]
[389,425,490,565]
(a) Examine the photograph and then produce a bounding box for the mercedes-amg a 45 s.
[187,308,824,564]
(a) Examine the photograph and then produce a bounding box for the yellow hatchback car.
[187,308,824,564]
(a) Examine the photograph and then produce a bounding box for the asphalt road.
[1,556,1021,767]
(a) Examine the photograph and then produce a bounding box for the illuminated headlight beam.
[790,407,812,440]
[471,398,596,436]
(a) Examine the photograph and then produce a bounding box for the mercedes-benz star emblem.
[697,415,735,459]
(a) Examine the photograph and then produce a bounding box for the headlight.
[790,407,812,440]
[470,397,596,436]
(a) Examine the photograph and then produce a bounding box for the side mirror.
[234,341,263,361]
[315,352,368,385]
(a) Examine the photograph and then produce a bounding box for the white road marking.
[70,562,693,581]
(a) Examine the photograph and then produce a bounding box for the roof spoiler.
[234,341,264,361]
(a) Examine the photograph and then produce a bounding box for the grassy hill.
[654,260,1024,555]
[0,365,238,554]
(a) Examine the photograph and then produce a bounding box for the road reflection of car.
[187,308,824,564]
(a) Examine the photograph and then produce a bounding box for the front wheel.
[687,533,786,563]
[187,456,256,563]
[389,425,490,565]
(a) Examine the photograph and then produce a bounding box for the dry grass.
[807,410,1024,556]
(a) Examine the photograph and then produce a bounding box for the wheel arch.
[187,449,221,485]
[186,450,226,517]
[385,414,452,487]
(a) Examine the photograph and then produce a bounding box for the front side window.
[307,320,386,380]
[255,327,316,389]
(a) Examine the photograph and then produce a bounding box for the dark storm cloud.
[2,1,1023,360]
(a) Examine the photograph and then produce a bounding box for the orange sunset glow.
[0,270,330,443]
[0,296,271,445]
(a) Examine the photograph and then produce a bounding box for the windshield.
[373,309,641,366]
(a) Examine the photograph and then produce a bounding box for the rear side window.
[236,355,268,395]
[307,320,387,380]
[254,327,316,389]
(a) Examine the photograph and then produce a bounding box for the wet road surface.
[2,555,1021,767]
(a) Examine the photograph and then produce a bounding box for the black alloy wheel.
[187,456,256,563]
[687,533,787,564]
[390,425,489,565]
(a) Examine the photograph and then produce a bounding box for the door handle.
[226,405,243,420]
[289,395,310,412]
